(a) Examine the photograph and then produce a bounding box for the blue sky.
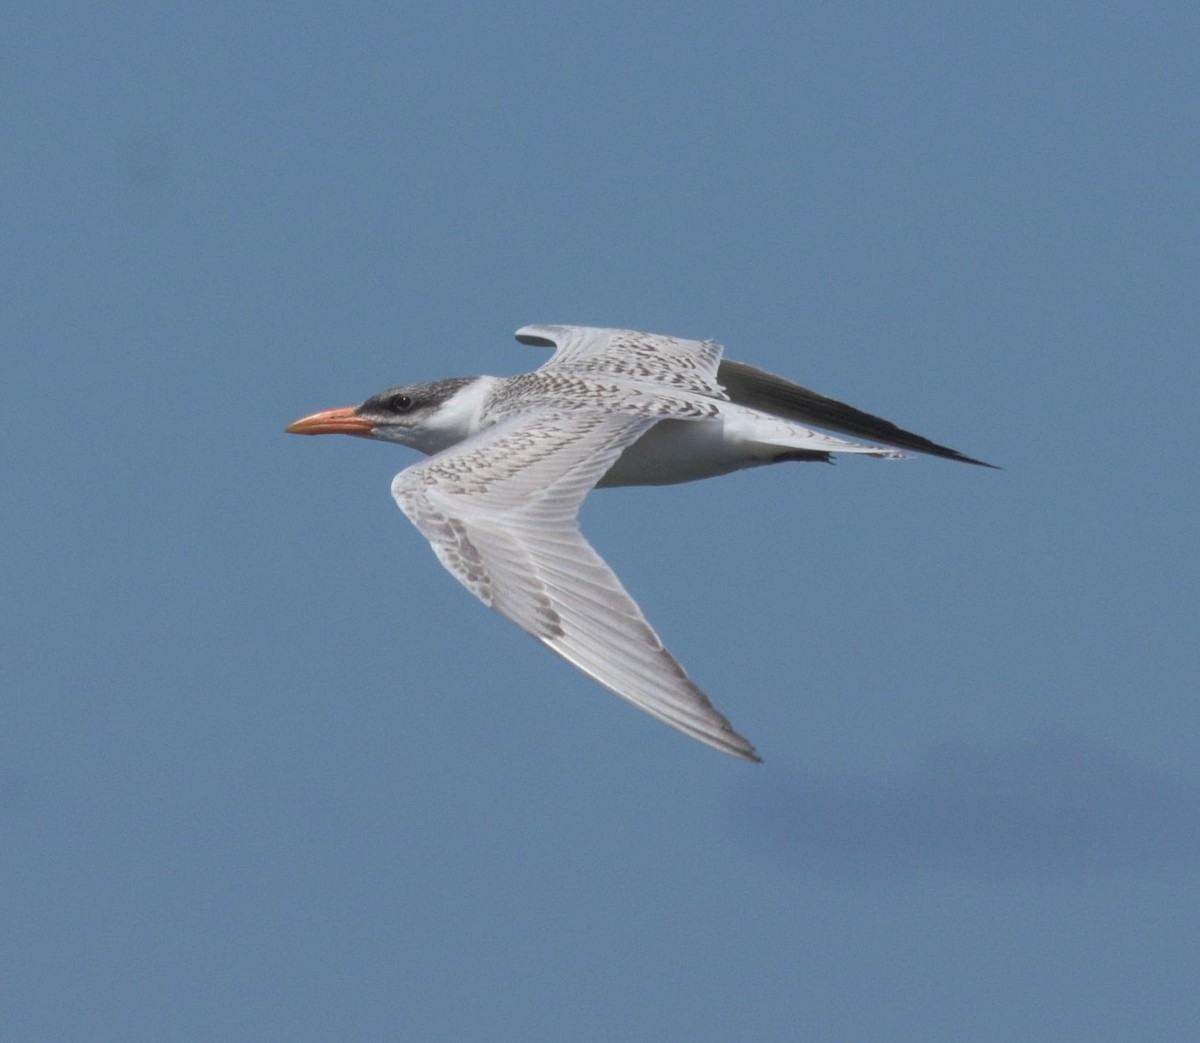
[4,2,1198,1039]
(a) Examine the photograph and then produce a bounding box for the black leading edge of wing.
[717,359,997,468]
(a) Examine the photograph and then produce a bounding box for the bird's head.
[286,377,478,454]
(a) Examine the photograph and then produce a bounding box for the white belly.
[598,418,775,487]
[596,407,894,487]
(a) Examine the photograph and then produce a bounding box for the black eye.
[388,393,413,413]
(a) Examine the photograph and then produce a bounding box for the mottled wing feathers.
[515,326,991,466]
[391,409,760,761]
[514,324,727,399]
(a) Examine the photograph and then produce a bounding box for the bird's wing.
[391,407,760,762]
[514,324,727,399]
[716,358,996,468]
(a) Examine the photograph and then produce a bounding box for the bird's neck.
[407,375,501,455]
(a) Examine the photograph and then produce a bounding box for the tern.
[287,324,992,761]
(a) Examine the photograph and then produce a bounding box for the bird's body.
[287,325,991,761]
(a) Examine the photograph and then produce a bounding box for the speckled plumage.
[289,324,991,761]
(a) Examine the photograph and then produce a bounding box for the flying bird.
[287,325,992,761]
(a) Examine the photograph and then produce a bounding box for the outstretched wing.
[391,407,760,762]
[514,324,728,399]
[717,358,996,467]
[515,325,993,466]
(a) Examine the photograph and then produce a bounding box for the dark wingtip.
[939,450,1001,470]
[514,332,556,347]
[718,359,997,470]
